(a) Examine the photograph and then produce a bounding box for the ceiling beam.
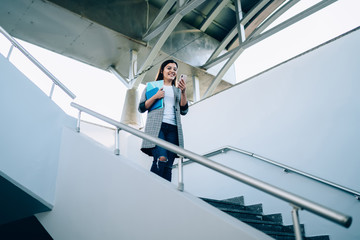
[246,0,300,40]
[234,0,245,44]
[144,0,177,37]
[202,0,338,98]
[142,0,206,42]
[203,49,244,98]
[199,0,230,32]
[245,0,338,49]
[204,0,272,64]
[228,0,285,50]
[132,0,206,89]
[203,0,299,70]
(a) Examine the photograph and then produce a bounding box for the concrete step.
[201,197,330,240]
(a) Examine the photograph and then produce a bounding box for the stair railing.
[175,145,360,201]
[71,102,352,240]
[0,26,76,100]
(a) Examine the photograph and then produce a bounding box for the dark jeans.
[151,122,179,181]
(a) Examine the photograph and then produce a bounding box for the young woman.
[138,59,188,181]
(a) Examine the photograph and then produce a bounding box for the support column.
[234,0,246,44]
[192,75,200,102]
[120,49,141,127]
[129,50,138,81]
[120,88,142,127]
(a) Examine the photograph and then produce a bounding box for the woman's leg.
[162,124,179,181]
[151,123,179,181]
[150,146,167,176]
[150,125,168,177]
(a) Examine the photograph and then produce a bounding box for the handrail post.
[178,157,184,191]
[114,128,120,155]
[49,82,56,99]
[291,205,303,240]
[6,45,14,60]
[76,110,82,132]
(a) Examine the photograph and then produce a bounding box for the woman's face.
[162,63,178,82]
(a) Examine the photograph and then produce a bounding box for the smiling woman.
[138,59,189,181]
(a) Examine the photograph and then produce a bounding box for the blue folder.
[146,80,164,111]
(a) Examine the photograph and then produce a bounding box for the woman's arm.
[178,76,188,115]
[144,88,164,110]
[180,91,187,107]
[178,76,187,107]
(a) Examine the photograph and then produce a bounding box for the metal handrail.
[177,145,360,200]
[70,102,352,238]
[0,26,76,99]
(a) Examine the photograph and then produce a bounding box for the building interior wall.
[2,26,358,239]
[175,28,360,240]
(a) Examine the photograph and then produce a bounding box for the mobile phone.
[180,74,187,82]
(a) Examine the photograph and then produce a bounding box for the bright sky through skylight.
[235,0,360,82]
[0,0,359,125]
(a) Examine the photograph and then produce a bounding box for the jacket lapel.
[172,86,179,103]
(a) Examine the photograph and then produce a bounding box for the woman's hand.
[179,74,187,107]
[178,74,187,93]
[145,87,164,110]
[154,87,165,99]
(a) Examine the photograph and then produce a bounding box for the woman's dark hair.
[155,59,178,86]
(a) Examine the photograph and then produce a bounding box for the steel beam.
[203,48,244,98]
[245,0,338,49]
[205,26,237,64]
[133,0,206,89]
[205,0,271,64]
[133,14,182,89]
[241,0,273,25]
[234,0,245,44]
[246,0,301,40]
[200,0,230,32]
[108,66,132,89]
[203,0,337,98]
[203,0,298,69]
[143,0,206,42]
[202,47,235,69]
[228,0,285,50]
[144,0,177,37]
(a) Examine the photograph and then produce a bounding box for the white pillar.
[120,88,142,127]
[192,75,200,102]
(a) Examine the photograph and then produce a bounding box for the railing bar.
[176,145,360,199]
[0,26,76,99]
[70,102,352,228]
[222,146,360,198]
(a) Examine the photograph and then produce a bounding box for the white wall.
[0,54,75,205]
[37,127,273,240]
[177,28,360,240]
[0,48,272,240]
[63,28,360,239]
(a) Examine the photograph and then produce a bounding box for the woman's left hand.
[178,74,187,93]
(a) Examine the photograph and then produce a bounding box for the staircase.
[202,197,330,240]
